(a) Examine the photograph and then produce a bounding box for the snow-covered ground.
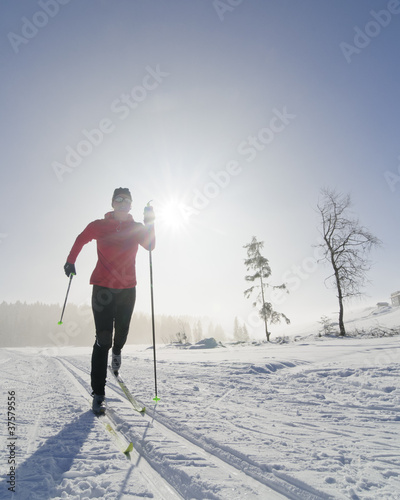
[1,306,400,499]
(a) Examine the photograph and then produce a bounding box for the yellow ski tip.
[124,442,134,454]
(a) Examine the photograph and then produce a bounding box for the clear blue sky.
[1,0,399,338]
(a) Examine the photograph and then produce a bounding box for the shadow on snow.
[1,410,95,500]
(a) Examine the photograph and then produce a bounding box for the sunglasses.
[114,196,132,203]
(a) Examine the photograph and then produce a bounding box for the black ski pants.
[91,285,136,395]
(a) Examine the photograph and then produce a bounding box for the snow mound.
[189,337,219,349]
[163,337,221,350]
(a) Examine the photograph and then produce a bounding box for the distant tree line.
[233,317,249,342]
[0,301,226,348]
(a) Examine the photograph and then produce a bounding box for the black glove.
[64,262,76,277]
[144,205,155,225]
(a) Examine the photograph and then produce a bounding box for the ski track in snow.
[1,336,400,499]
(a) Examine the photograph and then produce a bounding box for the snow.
[1,306,400,499]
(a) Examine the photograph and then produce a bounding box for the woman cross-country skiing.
[64,188,155,415]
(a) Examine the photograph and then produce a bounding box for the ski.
[56,357,134,458]
[108,366,146,413]
[100,416,134,456]
[95,410,134,457]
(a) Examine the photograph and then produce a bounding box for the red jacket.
[67,212,155,289]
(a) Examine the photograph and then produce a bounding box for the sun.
[158,198,189,232]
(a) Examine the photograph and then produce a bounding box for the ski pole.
[148,245,160,402]
[58,273,74,325]
[145,201,159,402]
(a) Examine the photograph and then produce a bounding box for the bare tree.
[244,236,290,341]
[316,188,381,336]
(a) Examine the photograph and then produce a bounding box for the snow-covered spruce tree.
[243,237,290,341]
[316,188,381,337]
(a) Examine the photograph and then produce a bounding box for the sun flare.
[158,198,189,232]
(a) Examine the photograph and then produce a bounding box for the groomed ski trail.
[59,356,331,499]
[56,357,183,500]
[1,349,180,499]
